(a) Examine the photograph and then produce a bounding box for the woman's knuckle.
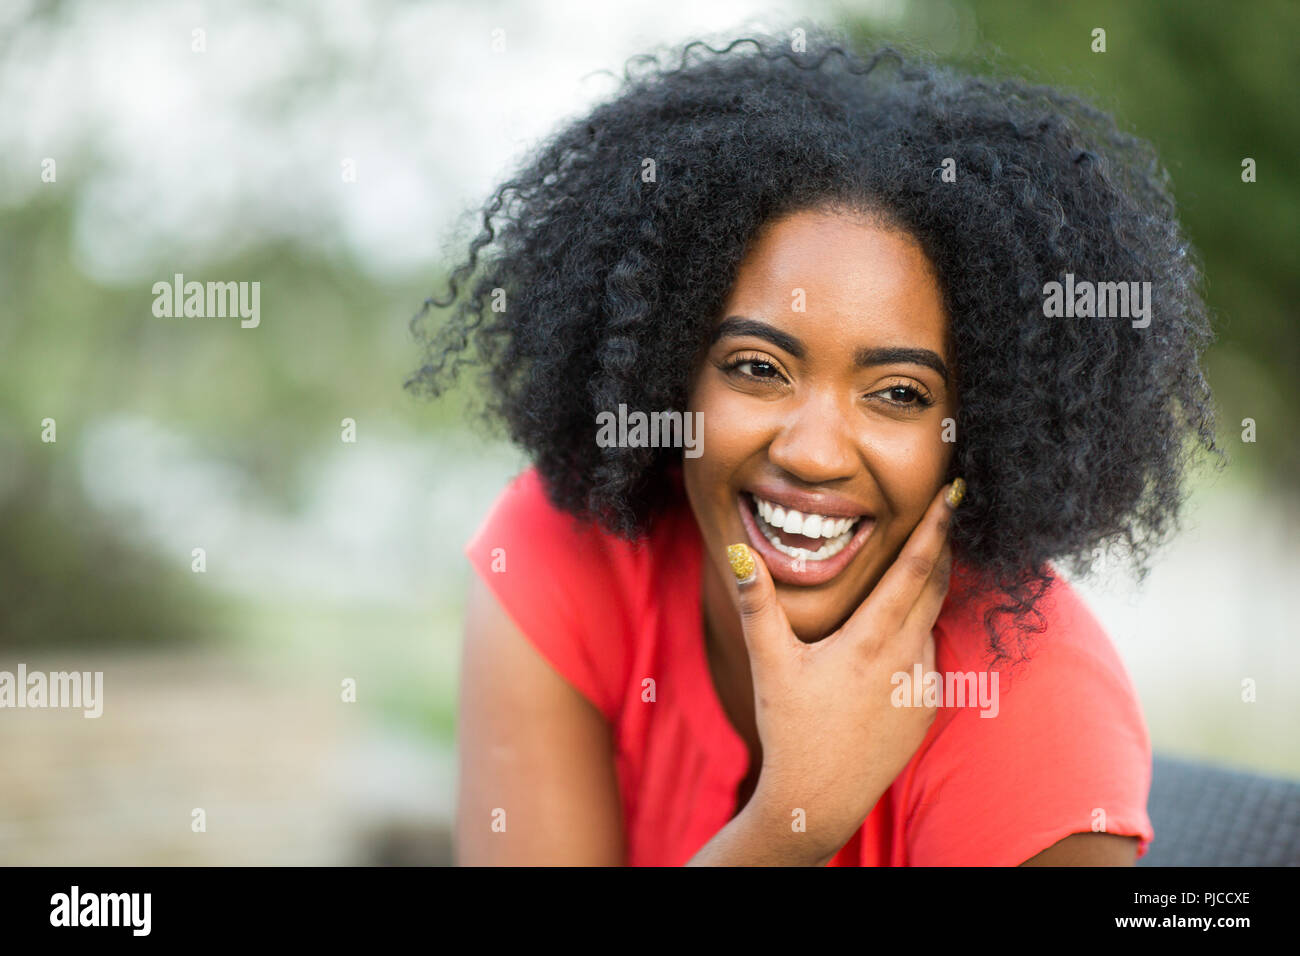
[905,553,935,579]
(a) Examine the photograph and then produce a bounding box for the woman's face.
[684,206,957,642]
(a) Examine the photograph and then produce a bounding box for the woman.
[410,30,1218,865]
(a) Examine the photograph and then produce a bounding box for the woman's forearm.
[685,789,840,866]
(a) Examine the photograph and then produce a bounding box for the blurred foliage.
[0,188,467,647]
[848,0,1300,485]
[1,0,1295,657]
[0,434,222,649]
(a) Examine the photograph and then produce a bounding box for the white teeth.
[749,494,866,563]
[751,496,862,540]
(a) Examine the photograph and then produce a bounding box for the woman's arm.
[1021,832,1138,866]
[457,573,832,867]
[456,568,1140,867]
[688,815,1139,866]
[454,574,625,865]
[686,786,839,866]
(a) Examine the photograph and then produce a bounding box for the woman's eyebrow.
[855,346,949,382]
[713,316,805,359]
[716,318,948,382]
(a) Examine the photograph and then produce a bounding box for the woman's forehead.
[719,209,949,354]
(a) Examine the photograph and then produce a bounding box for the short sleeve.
[904,580,1155,865]
[464,468,632,724]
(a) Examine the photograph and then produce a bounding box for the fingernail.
[945,477,966,509]
[727,543,756,584]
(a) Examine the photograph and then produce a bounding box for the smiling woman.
[687,211,955,617]
[410,28,1219,866]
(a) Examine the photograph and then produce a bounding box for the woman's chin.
[778,597,852,644]
[774,570,888,642]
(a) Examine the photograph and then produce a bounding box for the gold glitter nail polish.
[727,543,756,583]
[945,477,966,509]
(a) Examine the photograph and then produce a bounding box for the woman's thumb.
[726,543,792,662]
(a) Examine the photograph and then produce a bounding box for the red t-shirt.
[464,466,1155,865]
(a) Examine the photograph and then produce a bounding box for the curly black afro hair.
[409,28,1220,665]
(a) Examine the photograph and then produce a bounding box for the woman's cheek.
[685,382,744,537]
[862,423,950,527]
[695,384,761,481]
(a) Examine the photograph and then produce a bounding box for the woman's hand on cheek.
[726,479,962,863]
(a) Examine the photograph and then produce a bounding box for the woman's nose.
[765,391,859,484]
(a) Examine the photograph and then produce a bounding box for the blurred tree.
[847,0,1300,484]
[1,0,1295,652]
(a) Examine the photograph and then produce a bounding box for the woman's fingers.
[725,480,963,665]
[840,478,964,641]
[726,543,796,666]
[902,539,952,638]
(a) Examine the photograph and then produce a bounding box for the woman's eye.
[876,384,930,406]
[738,360,779,378]
[722,354,784,381]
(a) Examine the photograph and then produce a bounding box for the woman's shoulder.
[465,465,686,581]
[930,566,1147,738]
[463,466,693,722]
[904,567,1154,864]
[466,466,615,567]
[937,566,1137,693]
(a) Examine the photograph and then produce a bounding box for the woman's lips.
[736,493,875,587]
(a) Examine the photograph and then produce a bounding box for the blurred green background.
[1,0,1296,864]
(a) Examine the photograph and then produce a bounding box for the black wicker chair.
[1138,752,1300,866]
